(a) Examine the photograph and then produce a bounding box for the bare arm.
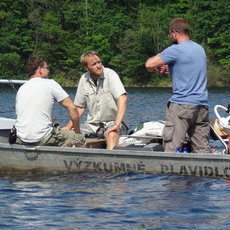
[104,93,127,136]
[59,97,81,133]
[115,94,127,127]
[145,55,169,74]
[62,106,86,130]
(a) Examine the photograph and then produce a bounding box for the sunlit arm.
[115,94,128,127]
[62,106,85,131]
[145,55,166,72]
[104,93,127,137]
[59,97,81,133]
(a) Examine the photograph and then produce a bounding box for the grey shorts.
[81,121,129,135]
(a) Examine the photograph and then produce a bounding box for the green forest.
[0,0,229,87]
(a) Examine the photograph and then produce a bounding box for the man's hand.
[104,124,119,137]
[154,64,169,75]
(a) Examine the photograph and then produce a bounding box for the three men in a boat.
[15,17,209,153]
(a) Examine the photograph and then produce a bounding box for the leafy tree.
[181,0,230,84]
[0,0,229,86]
[120,4,170,84]
[0,53,22,78]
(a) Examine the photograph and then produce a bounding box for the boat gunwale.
[1,143,230,162]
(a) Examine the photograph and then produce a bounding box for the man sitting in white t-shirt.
[15,55,85,147]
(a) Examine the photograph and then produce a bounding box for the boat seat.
[85,138,106,148]
[209,119,229,154]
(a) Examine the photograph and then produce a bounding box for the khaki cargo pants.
[16,126,85,147]
[163,102,210,153]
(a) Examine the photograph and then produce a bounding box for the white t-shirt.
[15,78,69,142]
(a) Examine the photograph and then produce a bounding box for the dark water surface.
[0,86,230,229]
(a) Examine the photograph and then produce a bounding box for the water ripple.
[1,87,230,229]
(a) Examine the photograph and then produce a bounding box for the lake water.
[0,86,230,229]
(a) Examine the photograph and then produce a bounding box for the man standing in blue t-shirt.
[145,17,209,153]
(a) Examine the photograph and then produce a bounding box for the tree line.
[0,0,229,87]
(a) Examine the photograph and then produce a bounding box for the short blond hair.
[80,50,101,66]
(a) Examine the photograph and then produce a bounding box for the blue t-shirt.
[158,40,208,106]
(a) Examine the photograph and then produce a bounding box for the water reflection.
[1,172,230,229]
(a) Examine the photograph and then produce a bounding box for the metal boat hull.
[1,143,230,179]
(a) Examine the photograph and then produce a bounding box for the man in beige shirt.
[64,51,127,150]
